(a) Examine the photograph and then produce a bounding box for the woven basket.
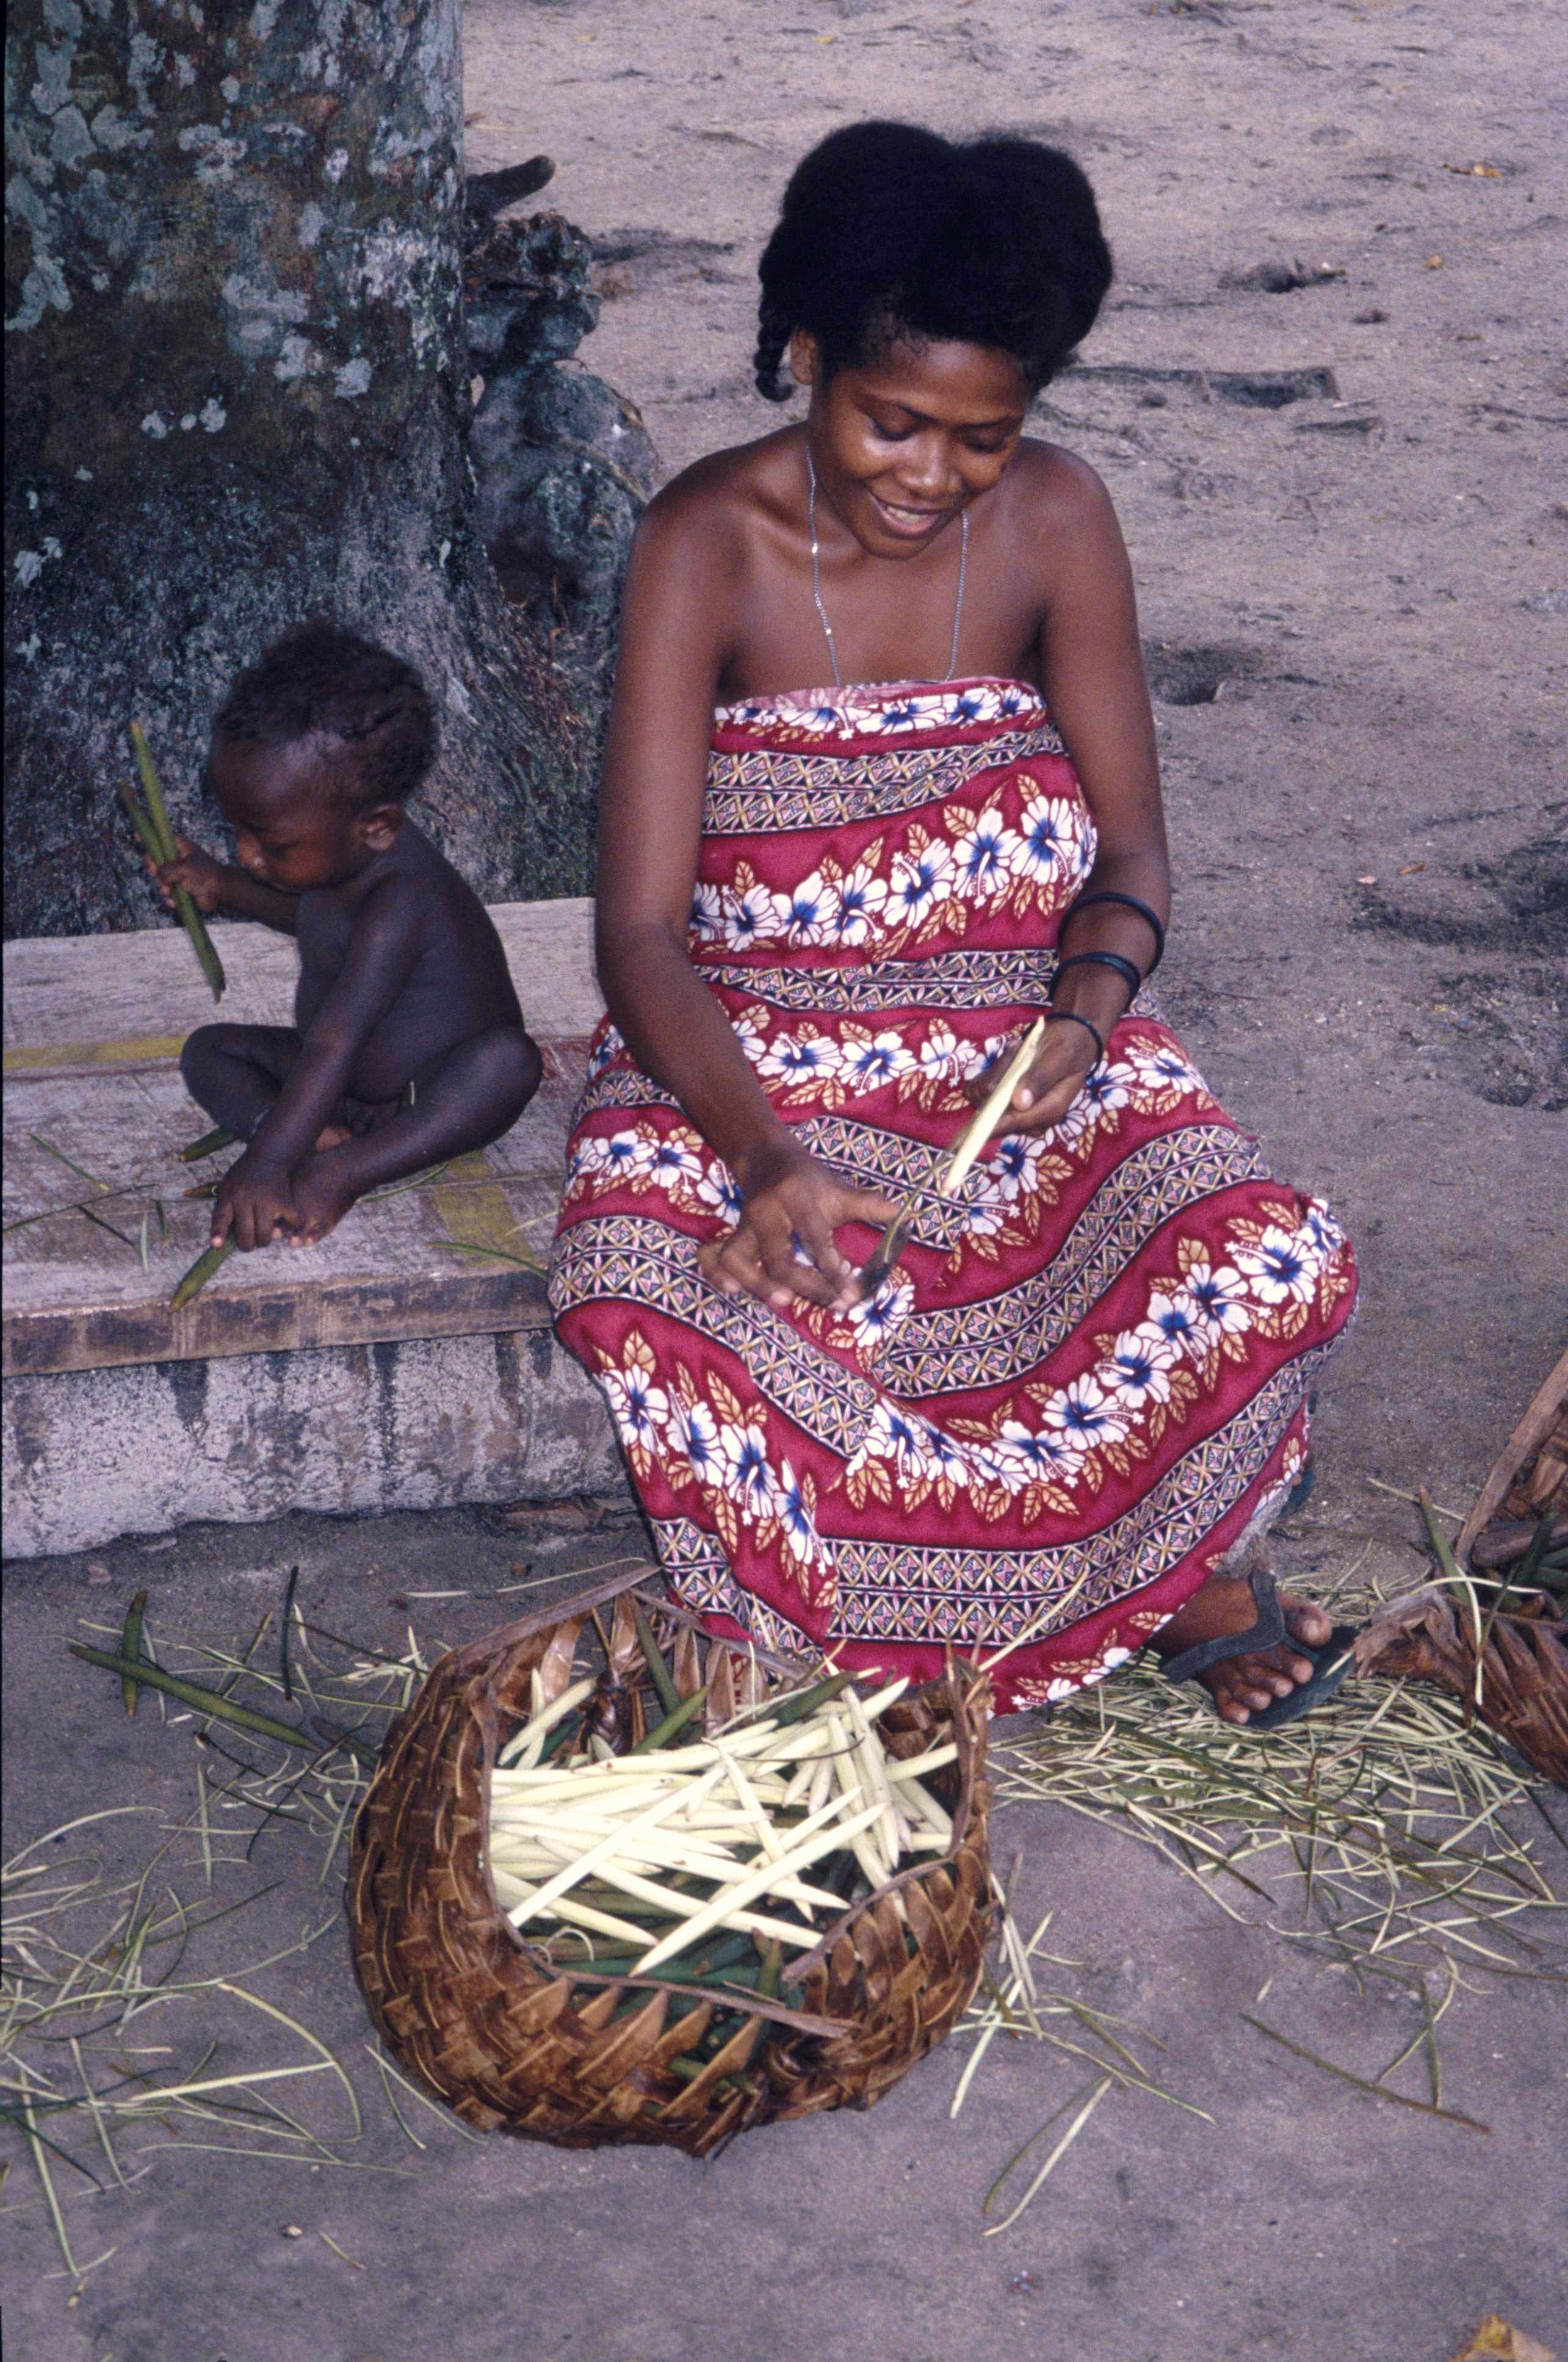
[348,1569,993,2153]
[1353,1584,1568,1790]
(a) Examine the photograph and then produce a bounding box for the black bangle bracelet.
[1044,1006,1106,1070]
[1061,890,1166,975]
[1053,948,1142,1006]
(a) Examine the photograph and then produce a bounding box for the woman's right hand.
[145,834,228,913]
[698,1136,900,1313]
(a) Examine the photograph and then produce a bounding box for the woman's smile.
[867,488,957,538]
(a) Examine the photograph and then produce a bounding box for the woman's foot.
[1151,1569,1334,1724]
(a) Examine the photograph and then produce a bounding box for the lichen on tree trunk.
[4,0,594,940]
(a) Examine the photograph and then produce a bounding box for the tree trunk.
[4,0,591,941]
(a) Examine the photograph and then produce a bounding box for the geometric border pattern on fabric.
[878,1122,1269,1396]
[691,948,1068,1016]
[702,725,1066,836]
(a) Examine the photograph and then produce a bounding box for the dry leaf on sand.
[1450,2315,1558,2362]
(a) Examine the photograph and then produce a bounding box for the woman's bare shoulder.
[634,424,804,566]
[1004,434,1120,533]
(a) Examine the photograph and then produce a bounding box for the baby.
[153,620,541,1252]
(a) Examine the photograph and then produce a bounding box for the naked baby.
[152,621,541,1253]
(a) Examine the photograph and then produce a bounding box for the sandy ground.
[4,4,1564,2357]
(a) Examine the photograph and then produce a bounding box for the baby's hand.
[210,1148,302,1253]
[146,834,228,914]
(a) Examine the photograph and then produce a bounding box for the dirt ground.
[3,3,1564,2357]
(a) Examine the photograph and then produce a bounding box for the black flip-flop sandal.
[1157,1562,1359,1731]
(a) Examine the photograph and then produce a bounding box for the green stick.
[630,1686,709,1753]
[171,1238,236,1309]
[630,1597,682,1719]
[128,720,226,1002]
[178,1125,237,1163]
[67,1642,369,1760]
[120,1590,148,1719]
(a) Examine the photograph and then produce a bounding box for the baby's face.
[208,738,395,892]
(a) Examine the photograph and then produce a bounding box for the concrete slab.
[2,902,617,1554]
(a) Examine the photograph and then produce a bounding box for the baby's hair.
[755,121,1112,402]
[212,620,436,807]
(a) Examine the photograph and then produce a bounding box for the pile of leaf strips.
[486,1636,960,2042]
[2,1592,460,2293]
[986,1556,1566,2150]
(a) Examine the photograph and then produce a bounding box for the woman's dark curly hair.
[212,620,436,808]
[755,121,1112,402]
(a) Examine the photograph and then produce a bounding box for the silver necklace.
[806,447,969,689]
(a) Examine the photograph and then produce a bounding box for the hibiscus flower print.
[773,1460,823,1571]
[645,1130,705,1203]
[688,880,726,944]
[573,1127,655,1193]
[1233,1224,1318,1307]
[991,1418,1085,1492]
[600,1353,670,1468]
[1301,1199,1344,1268]
[886,836,955,933]
[843,1271,914,1354]
[718,1420,780,1518]
[1125,1041,1204,1114]
[986,1132,1054,1208]
[1176,1261,1254,1345]
[772,869,837,947]
[829,863,889,947]
[668,1394,723,1490]
[1041,1373,1130,1453]
[950,806,1016,903]
[914,1020,969,1091]
[1011,795,1082,889]
[723,879,777,952]
[839,1027,912,1094]
[1099,1326,1182,1413]
[758,1029,843,1093]
[694,1160,743,1226]
[1141,1286,1208,1362]
[585,1025,624,1081]
[1082,1060,1132,1111]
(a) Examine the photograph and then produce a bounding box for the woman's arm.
[596,485,896,1308]
[988,457,1171,1135]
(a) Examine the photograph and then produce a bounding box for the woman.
[551,122,1358,1722]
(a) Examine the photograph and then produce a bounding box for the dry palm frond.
[1354,1581,1568,1791]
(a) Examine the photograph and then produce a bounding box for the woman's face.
[795,329,1031,559]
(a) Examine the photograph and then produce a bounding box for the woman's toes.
[1284,1598,1332,1645]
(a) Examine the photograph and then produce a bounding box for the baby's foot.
[314,1123,353,1152]
[1151,1575,1333,1724]
[286,1155,359,1248]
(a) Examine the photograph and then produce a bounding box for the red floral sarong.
[551,680,1357,1712]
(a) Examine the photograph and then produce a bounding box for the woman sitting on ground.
[551,121,1359,1724]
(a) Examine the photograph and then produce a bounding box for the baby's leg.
[284,1025,543,1247]
[179,1025,300,1140]
[287,1025,543,1243]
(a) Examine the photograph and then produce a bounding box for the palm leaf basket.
[348,1566,992,2154]
[1356,1349,1568,1791]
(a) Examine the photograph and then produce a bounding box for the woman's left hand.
[969,1019,1100,1141]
